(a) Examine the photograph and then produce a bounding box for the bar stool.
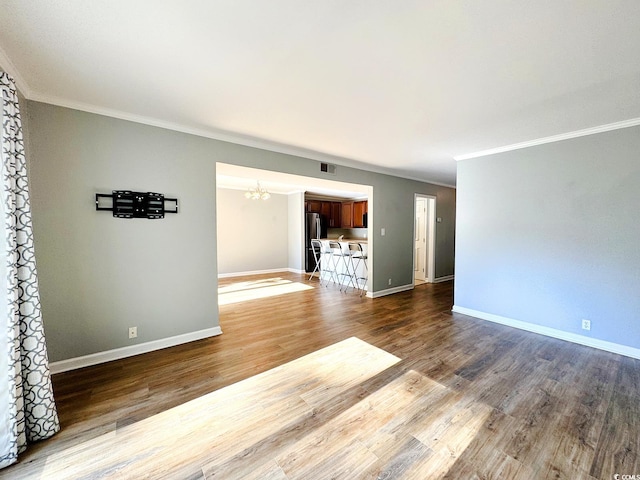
[309,239,323,282]
[347,242,368,296]
[310,239,334,286]
[328,241,355,291]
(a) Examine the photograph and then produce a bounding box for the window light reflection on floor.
[218,277,314,305]
[36,337,491,478]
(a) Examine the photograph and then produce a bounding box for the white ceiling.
[1,1,639,187]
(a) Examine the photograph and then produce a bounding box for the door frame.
[413,193,436,284]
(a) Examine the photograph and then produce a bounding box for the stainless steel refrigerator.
[305,212,327,272]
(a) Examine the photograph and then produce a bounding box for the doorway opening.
[215,162,374,295]
[413,194,436,285]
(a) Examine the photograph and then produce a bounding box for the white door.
[414,198,427,282]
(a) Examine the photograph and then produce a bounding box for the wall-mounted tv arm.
[95,190,178,219]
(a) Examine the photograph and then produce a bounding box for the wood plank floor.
[2,272,639,479]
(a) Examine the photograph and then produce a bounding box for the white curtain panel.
[0,72,59,469]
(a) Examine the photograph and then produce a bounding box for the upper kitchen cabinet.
[341,201,354,228]
[320,202,332,220]
[307,196,367,229]
[330,202,341,227]
[353,201,368,228]
[306,200,323,213]
[306,198,342,227]
[341,200,368,228]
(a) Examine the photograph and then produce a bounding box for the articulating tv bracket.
[95,190,179,219]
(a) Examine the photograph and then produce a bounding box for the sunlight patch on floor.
[218,277,313,305]
[39,337,400,478]
[38,337,491,478]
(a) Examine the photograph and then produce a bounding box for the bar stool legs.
[318,240,367,294]
[347,242,368,296]
[329,241,355,292]
[321,243,337,286]
[310,239,337,287]
[309,239,323,282]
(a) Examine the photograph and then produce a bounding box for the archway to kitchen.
[215,162,374,306]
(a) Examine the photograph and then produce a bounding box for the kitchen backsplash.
[327,228,368,240]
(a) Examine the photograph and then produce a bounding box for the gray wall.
[26,101,456,362]
[455,125,640,350]
[216,187,289,274]
[27,102,219,362]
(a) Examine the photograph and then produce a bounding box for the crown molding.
[454,117,640,161]
[0,46,32,97]
[26,91,455,189]
[1,46,455,189]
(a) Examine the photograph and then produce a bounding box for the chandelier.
[244,181,271,200]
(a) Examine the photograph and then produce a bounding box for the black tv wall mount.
[95,190,179,219]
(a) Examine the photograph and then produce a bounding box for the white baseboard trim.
[287,268,306,274]
[369,283,414,298]
[433,275,454,283]
[218,268,291,278]
[50,326,223,374]
[452,306,640,360]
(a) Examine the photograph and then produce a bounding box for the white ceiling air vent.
[320,162,337,175]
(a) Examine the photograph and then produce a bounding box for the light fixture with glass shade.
[244,181,271,200]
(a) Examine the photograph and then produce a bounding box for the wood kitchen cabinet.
[308,198,366,228]
[330,202,341,227]
[341,201,354,228]
[307,200,322,213]
[320,201,331,220]
[308,200,337,224]
[353,201,368,228]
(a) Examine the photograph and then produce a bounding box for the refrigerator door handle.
[316,217,321,239]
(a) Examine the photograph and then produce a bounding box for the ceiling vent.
[320,162,337,175]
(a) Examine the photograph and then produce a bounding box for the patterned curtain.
[0,71,59,469]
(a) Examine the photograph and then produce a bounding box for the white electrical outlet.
[581,319,591,331]
[128,326,137,339]
[388,278,392,286]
